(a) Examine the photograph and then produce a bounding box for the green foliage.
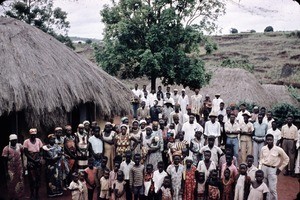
[85,39,93,44]
[96,0,225,90]
[250,29,256,33]
[205,41,218,55]
[221,58,254,72]
[288,86,300,103]
[287,30,300,38]
[271,103,300,127]
[237,101,256,112]
[4,0,74,49]
[230,28,238,34]
[264,26,274,32]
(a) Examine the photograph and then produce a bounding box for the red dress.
[184,166,197,200]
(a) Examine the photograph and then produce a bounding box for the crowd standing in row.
[2,84,299,200]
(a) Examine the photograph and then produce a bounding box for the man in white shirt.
[200,136,223,166]
[172,89,180,105]
[131,83,143,119]
[164,92,175,106]
[178,89,189,114]
[148,89,157,107]
[204,112,221,146]
[263,111,275,129]
[191,88,202,122]
[267,121,281,146]
[225,113,240,162]
[218,102,226,118]
[212,93,223,113]
[88,126,103,167]
[182,114,203,144]
[236,103,251,124]
[246,155,258,181]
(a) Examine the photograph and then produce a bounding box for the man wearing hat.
[172,88,180,104]
[2,134,24,199]
[23,128,43,199]
[204,112,221,146]
[178,88,189,114]
[250,106,259,123]
[191,88,202,122]
[212,93,223,113]
[163,99,174,124]
[239,112,254,163]
[83,120,91,135]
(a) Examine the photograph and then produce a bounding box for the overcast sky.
[54,0,300,39]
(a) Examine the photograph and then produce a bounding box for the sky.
[53,0,300,39]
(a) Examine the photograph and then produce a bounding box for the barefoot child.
[84,158,97,200]
[130,154,144,200]
[144,164,154,199]
[205,170,223,200]
[167,153,184,200]
[153,162,168,199]
[248,170,269,200]
[160,176,173,200]
[113,171,126,200]
[79,171,88,200]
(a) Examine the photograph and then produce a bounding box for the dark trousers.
[125,180,132,200]
[88,188,94,200]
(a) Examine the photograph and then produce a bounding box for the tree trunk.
[151,76,156,92]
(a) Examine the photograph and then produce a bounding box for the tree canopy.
[95,0,225,90]
[2,0,74,49]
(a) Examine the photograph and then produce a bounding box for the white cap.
[9,134,18,140]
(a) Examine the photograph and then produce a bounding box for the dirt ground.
[0,171,299,200]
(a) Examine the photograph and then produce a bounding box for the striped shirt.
[130,164,144,187]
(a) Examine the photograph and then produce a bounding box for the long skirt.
[104,143,115,170]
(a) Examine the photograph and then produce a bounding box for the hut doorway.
[69,102,97,129]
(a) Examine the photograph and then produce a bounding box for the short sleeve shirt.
[23,138,43,152]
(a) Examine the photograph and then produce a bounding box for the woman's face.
[121,127,127,134]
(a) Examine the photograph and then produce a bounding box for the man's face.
[166,87,170,92]
[173,155,181,165]
[141,101,146,107]
[240,105,245,111]
[204,152,211,161]
[258,115,263,122]
[266,136,274,146]
[267,112,272,119]
[230,115,235,122]
[287,117,293,124]
[226,155,233,165]
[135,84,138,89]
[189,115,195,123]
[208,139,214,146]
[10,139,17,147]
[78,127,84,134]
[195,89,199,94]
[146,128,152,135]
[246,157,254,167]
[66,129,72,135]
[220,103,224,110]
[134,155,141,165]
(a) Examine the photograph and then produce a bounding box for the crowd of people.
[1,83,299,200]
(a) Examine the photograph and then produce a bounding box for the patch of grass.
[220,58,254,72]
[288,86,300,103]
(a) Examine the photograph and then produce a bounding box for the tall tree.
[3,0,74,49]
[95,0,225,90]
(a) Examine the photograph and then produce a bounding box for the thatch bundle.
[200,68,298,108]
[0,17,132,128]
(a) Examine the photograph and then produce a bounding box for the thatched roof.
[0,17,132,128]
[200,68,298,108]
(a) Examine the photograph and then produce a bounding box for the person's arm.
[263,192,268,200]
[88,142,96,159]
[84,170,95,188]
[95,169,100,189]
[129,168,133,189]
[277,147,290,174]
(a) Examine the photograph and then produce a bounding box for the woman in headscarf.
[43,134,64,197]
[101,122,116,170]
[130,120,142,155]
[23,128,43,199]
[115,124,131,159]
[2,134,24,199]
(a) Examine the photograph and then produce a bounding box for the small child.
[205,169,223,200]
[166,153,184,200]
[79,171,88,200]
[183,158,196,200]
[234,163,251,200]
[160,176,173,200]
[84,158,97,200]
[195,172,206,200]
[99,169,110,200]
[113,171,126,200]
[130,154,145,200]
[248,170,269,200]
[144,164,154,199]
[190,130,203,166]
[109,162,120,199]
[153,162,168,199]
[221,168,235,200]
[68,173,83,200]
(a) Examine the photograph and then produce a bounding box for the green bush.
[288,31,300,39]
[230,28,238,34]
[237,101,256,112]
[221,58,254,72]
[264,26,274,32]
[271,103,300,127]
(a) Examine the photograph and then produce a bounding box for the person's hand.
[276,169,281,175]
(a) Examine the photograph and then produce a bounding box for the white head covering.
[9,134,18,141]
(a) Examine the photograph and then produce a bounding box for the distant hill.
[70,36,101,44]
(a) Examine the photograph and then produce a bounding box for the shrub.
[271,103,300,127]
[264,26,274,32]
[237,101,256,112]
[250,29,256,33]
[85,39,92,44]
[230,28,238,34]
[221,58,254,72]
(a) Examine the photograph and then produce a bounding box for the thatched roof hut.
[0,17,132,131]
[200,68,298,108]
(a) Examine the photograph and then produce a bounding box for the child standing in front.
[68,173,83,200]
[195,172,206,200]
[221,168,235,200]
[99,169,110,200]
[160,176,173,200]
[79,171,88,200]
[234,163,251,200]
[183,158,196,200]
[130,154,144,200]
[84,158,97,200]
[144,164,154,199]
[167,153,184,200]
[205,169,223,200]
[113,171,126,200]
[153,161,168,199]
[248,170,269,200]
